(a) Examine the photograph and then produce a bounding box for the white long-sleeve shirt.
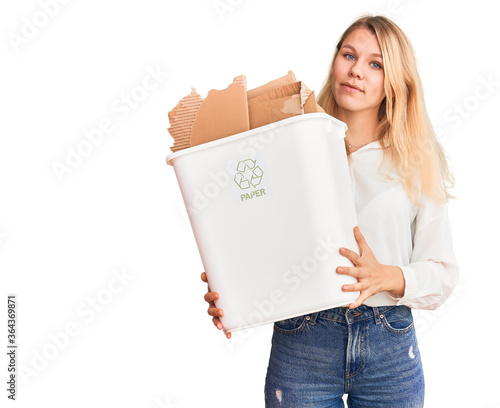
[348,140,459,310]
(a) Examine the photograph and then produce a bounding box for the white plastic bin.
[166,113,359,332]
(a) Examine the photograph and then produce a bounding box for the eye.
[371,61,383,69]
[344,53,355,61]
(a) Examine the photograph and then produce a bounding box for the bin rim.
[165,112,347,166]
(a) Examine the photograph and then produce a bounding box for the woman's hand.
[201,272,231,339]
[336,226,406,309]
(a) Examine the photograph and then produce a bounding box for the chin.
[335,98,363,112]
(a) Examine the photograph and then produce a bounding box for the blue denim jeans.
[264,305,424,407]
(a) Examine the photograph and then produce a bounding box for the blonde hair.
[317,14,455,206]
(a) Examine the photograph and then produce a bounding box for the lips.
[341,83,363,92]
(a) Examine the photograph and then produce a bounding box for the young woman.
[201,15,459,407]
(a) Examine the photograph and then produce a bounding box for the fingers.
[206,293,224,320]
[221,328,231,339]
[204,290,219,303]
[354,226,366,249]
[348,290,372,309]
[343,280,373,309]
[208,305,223,318]
[339,227,370,260]
[201,271,230,339]
[212,315,223,329]
[339,246,360,263]
[210,305,229,338]
[353,226,365,243]
[213,314,231,339]
[204,287,224,319]
[206,292,226,334]
[338,227,362,261]
[336,266,361,278]
[337,266,364,305]
[341,281,364,292]
[354,226,372,256]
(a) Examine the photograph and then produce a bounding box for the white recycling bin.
[166,113,359,332]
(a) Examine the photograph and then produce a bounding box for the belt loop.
[306,311,319,325]
[373,306,381,325]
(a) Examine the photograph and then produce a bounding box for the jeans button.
[306,316,310,320]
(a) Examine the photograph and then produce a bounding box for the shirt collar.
[349,139,384,156]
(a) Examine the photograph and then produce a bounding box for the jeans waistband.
[308,304,398,325]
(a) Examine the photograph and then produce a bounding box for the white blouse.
[348,140,459,310]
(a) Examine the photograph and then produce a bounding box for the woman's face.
[331,27,386,116]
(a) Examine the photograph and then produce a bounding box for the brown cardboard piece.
[190,75,249,147]
[168,88,203,152]
[248,81,325,128]
[246,70,297,99]
[304,91,324,114]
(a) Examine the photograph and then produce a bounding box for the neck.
[335,107,380,148]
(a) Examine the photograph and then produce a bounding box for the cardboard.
[299,82,325,114]
[168,88,203,152]
[167,71,325,152]
[248,81,325,128]
[303,91,325,114]
[248,81,302,104]
[190,75,249,147]
[246,70,297,99]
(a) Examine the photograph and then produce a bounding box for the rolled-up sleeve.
[391,194,460,310]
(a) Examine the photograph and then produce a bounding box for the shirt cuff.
[387,265,415,305]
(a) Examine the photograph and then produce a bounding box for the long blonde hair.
[317,15,455,206]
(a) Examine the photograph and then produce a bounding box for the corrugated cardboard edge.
[168,88,203,152]
[303,91,325,114]
[248,81,301,105]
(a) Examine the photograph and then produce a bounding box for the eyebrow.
[342,44,383,59]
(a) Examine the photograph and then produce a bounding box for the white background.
[1,1,499,407]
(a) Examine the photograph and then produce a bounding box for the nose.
[349,62,364,80]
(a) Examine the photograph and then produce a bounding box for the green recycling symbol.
[234,159,264,190]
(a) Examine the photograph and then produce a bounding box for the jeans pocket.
[273,315,308,335]
[380,306,414,334]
